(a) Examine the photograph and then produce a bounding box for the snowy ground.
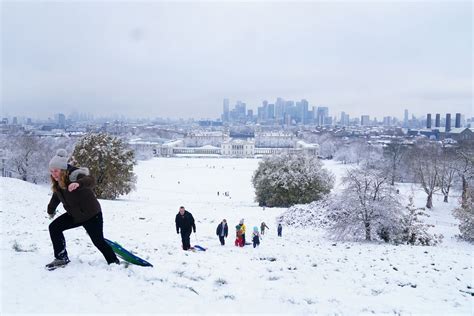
[1,158,472,315]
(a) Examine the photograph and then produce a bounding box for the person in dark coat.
[260,222,269,235]
[175,206,196,250]
[216,219,228,245]
[277,223,283,237]
[46,149,119,269]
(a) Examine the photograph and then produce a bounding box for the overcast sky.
[2,1,472,120]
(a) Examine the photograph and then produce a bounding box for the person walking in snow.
[252,226,261,248]
[277,223,283,237]
[175,206,196,250]
[45,149,119,270]
[239,219,247,246]
[234,224,244,247]
[260,222,269,235]
[216,219,228,246]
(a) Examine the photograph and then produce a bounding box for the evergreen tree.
[392,197,443,246]
[453,187,474,242]
[71,133,136,199]
[252,153,334,207]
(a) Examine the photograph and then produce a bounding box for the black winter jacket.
[216,223,228,237]
[47,165,101,223]
[175,211,196,234]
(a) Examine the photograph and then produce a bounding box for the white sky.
[1,1,472,120]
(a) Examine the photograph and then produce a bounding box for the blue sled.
[105,238,153,267]
[194,245,207,251]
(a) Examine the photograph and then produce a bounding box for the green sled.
[105,238,153,267]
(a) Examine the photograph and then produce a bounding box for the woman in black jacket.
[45,149,118,269]
[216,219,228,245]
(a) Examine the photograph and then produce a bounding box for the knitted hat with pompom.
[49,149,69,170]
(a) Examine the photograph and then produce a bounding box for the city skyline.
[2,102,471,127]
[2,2,472,119]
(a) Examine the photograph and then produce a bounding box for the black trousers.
[49,212,118,264]
[181,231,191,250]
[218,235,225,245]
[253,236,260,248]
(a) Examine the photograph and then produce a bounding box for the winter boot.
[45,258,70,270]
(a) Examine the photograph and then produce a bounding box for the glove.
[48,211,56,219]
[193,229,196,233]
[177,231,180,234]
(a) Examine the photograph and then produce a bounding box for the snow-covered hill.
[1,158,472,314]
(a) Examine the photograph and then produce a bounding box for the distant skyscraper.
[316,107,329,126]
[296,99,309,124]
[361,115,370,126]
[340,112,350,126]
[55,113,66,128]
[383,116,392,126]
[222,98,230,122]
[340,111,346,125]
[262,100,268,120]
[404,109,409,127]
[267,104,275,120]
[435,113,441,128]
[247,109,254,120]
[275,97,285,121]
[426,113,432,129]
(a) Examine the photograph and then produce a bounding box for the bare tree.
[1,133,77,183]
[439,147,457,203]
[8,134,41,181]
[413,143,441,209]
[333,138,378,166]
[384,140,406,185]
[314,133,339,159]
[454,145,474,209]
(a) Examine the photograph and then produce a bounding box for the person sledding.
[45,149,119,270]
[175,206,196,250]
[234,224,244,247]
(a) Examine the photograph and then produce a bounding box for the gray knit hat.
[49,149,69,170]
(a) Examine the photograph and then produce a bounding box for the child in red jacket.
[234,224,244,247]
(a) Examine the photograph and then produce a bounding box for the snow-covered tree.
[327,166,403,241]
[392,197,443,246]
[71,133,136,200]
[453,187,474,242]
[383,140,406,185]
[439,147,457,203]
[1,134,78,183]
[2,134,53,183]
[317,135,338,159]
[4,134,41,181]
[454,145,474,209]
[413,143,441,209]
[334,139,381,166]
[252,153,334,207]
